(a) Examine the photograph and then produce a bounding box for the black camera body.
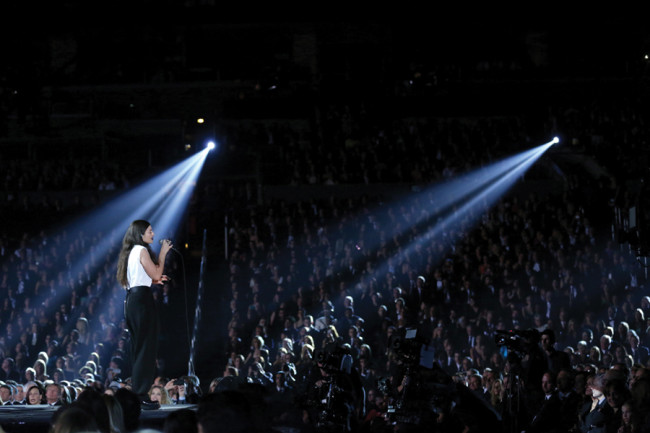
[494,328,540,356]
[309,340,362,432]
[391,327,426,367]
[316,341,352,374]
[384,328,442,426]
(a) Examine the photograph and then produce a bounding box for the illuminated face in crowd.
[468,375,482,392]
[15,386,25,402]
[622,403,633,426]
[628,334,639,349]
[0,387,11,403]
[483,370,496,390]
[540,334,553,352]
[541,373,554,395]
[28,387,42,405]
[607,385,626,409]
[590,383,603,399]
[492,380,503,396]
[46,384,61,404]
[150,386,163,403]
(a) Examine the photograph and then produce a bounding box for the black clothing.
[125,285,159,398]
[527,391,563,433]
[545,349,571,376]
[577,398,616,433]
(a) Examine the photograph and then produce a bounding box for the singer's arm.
[140,240,172,282]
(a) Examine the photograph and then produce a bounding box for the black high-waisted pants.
[125,285,159,398]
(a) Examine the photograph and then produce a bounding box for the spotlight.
[339,139,557,289]
[206,141,216,151]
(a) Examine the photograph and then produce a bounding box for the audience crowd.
[1,78,650,433]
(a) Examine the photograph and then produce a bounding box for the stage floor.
[0,403,196,433]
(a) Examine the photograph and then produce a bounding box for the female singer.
[116,220,172,408]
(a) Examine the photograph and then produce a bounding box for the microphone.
[159,239,179,253]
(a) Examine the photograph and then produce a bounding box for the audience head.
[114,387,141,432]
[163,408,198,433]
[27,384,45,405]
[45,382,62,405]
[51,405,99,433]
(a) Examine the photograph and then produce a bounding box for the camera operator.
[305,339,365,432]
[494,328,546,431]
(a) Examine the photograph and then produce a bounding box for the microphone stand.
[188,228,207,378]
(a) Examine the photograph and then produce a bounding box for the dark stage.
[0,404,197,432]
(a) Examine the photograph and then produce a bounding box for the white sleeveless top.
[127,245,152,288]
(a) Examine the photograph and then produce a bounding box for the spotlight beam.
[437,141,553,231]
[349,140,560,259]
[151,149,209,238]
[59,149,209,281]
[33,147,212,337]
[346,139,556,290]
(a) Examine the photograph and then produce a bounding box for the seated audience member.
[24,367,36,383]
[1,357,21,382]
[148,384,172,405]
[104,393,127,433]
[577,374,616,433]
[165,377,194,404]
[555,369,581,429]
[183,375,202,403]
[163,408,199,433]
[73,387,111,433]
[0,383,13,405]
[628,330,650,366]
[34,358,49,381]
[248,362,273,387]
[605,379,631,425]
[50,406,99,433]
[27,384,45,405]
[527,371,562,433]
[114,387,142,433]
[268,370,295,405]
[45,381,63,406]
[12,383,26,405]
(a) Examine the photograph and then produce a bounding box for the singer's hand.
[153,275,170,285]
[160,239,173,253]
